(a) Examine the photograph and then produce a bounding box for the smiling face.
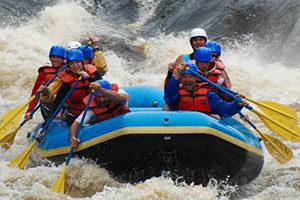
[191,36,206,51]
[50,56,64,68]
[181,73,197,92]
[69,60,83,73]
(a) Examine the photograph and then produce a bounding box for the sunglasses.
[212,54,219,58]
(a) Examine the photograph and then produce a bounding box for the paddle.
[223,89,297,124]
[51,90,94,193]
[238,112,293,164]
[8,77,82,169]
[186,66,300,142]
[0,103,41,150]
[0,65,68,136]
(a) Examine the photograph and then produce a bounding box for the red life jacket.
[58,64,97,115]
[38,65,61,85]
[178,84,211,113]
[196,61,224,88]
[82,84,130,122]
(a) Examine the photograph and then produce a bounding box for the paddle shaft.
[187,67,256,110]
[18,103,42,128]
[238,112,259,132]
[220,85,296,121]
[37,77,82,142]
[66,91,94,166]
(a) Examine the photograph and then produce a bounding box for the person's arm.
[26,71,46,114]
[103,88,129,104]
[164,77,181,110]
[207,90,243,118]
[69,109,95,147]
[164,62,178,89]
[93,51,107,77]
[39,78,63,102]
[89,82,130,104]
[174,55,183,65]
[221,70,231,89]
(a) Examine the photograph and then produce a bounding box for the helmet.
[194,47,212,62]
[78,45,93,60]
[205,41,221,56]
[66,41,82,50]
[95,79,111,94]
[66,49,84,63]
[189,28,207,41]
[49,45,66,58]
[183,63,198,75]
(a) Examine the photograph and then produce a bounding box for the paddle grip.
[36,78,82,142]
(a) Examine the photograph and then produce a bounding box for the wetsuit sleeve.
[40,78,63,102]
[207,90,243,118]
[26,71,46,113]
[93,51,107,77]
[164,70,173,89]
[164,77,180,110]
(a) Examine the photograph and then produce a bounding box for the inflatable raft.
[28,86,264,185]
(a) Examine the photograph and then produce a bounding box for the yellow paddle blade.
[0,125,21,150]
[7,140,37,169]
[245,97,297,122]
[257,130,293,164]
[0,96,36,135]
[258,100,297,122]
[251,109,300,142]
[50,165,68,193]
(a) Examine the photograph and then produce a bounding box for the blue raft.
[29,86,264,185]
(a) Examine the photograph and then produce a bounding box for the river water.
[0,0,299,199]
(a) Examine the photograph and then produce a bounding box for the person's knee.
[66,112,78,127]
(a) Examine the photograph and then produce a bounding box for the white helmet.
[66,41,82,50]
[189,28,207,41]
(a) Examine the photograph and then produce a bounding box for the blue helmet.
[49,45,66,58]
[66,49,84,63]
[194,47,212,62]
[205,41,221,56]
[78,45,94,60]
[95,79,111,94]
[183,63,198,75]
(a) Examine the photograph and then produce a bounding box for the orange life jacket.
[38,65,61,85]
[82,84,130,122]
[58,64,97,115]
[178,83,211,113]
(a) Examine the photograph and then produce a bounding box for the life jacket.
[178,83,211,114]
[38,65,61,85]
[196,61,224,87]
[58,64,97,115]
[82,84,130,122]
